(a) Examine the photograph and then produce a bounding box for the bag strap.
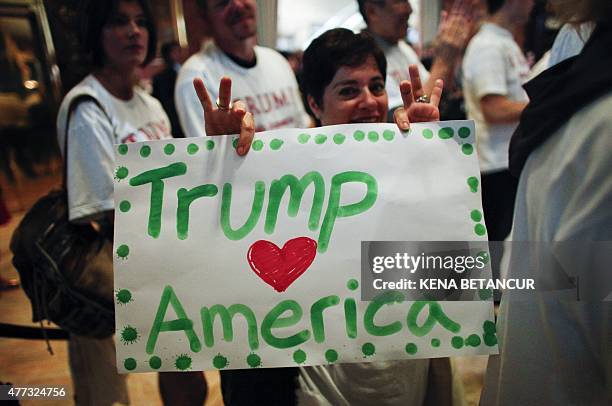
[62,95,112,190]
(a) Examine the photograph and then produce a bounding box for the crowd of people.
[25,0,612,404]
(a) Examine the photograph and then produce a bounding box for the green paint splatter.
[119,200,131,213]
[479,289,493,300]
[353,130,365,141]
[439,127,454,139]
[116,289,132,304]
[175,354,192,370]
[116,244,130,259]
[298,133,311,144]
[206,140,215,150]
[422,129,434,139]
[362,342,376,357]
[315,134,327,144]
[405,343,418,355]
[270,139,284,150]
[293,349,307,364]
[474,224,487,236]
[124,358,137,371]
[164,144,175,155]
[232,138,239,149]
[484,333,498,346]
[467,176,479,193]
[115,166,129,180]
[187,143,199,155]
[451,336,464,349]
[462,144,474,155]
[247,353,261,368]
[252,140,264,151]
[333,133,346,145]
[471,209,483,222]
[466,334,482,347]
[478,251,490,264]
[382,129,395,141]
[368,131,379,142]
[212,354,228,369]
[459,127,471,139]
[431,338,441,348]
[325,349,338,363]
[140,145,151,157]
[121,325,138,344]
[483,320,496,334]
[483,324,499,346]
[149,356,162,369]
[347,279,359,291]
[118,144,128,155]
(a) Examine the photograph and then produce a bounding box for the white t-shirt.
[298,359,429,406]
[175,41,309,138]
[377,38,430,110]
[462,23,530,173]
[548,23,594,68]
[480,92,612,405]
[57,74,172,222]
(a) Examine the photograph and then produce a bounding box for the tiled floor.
[0,164,488,405]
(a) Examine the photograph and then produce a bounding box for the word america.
[125,163,378,252]
[145,285,462,354]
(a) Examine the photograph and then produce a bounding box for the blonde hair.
[549,0,612,25]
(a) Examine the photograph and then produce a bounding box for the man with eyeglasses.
[175,0,309,139]
[357,0,473,113]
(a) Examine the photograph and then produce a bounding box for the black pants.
[220,368,298,406]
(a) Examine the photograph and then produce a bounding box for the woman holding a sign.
[194,28,446,406]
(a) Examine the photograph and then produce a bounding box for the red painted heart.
[247,237,317,292]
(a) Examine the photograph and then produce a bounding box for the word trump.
[127,163,378,252]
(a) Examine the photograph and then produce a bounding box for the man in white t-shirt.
[357,0,471,111]
[175,1,308,404]
[175,0,308,139]
[462,0,533,247]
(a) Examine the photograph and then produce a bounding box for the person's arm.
[64,101,117,223]
[422,4,473,96]
[193,76,254,156]
[480,95,528,124]
[393,65,444,130]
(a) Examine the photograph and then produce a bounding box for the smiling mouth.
[351,117,380,123]
[228,13,255,25]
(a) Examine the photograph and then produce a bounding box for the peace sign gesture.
[393,65,443,131]
[193,76,255,156]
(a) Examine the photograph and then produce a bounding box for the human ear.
[307,95,322,120]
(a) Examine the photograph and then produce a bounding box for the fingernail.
[237,146,244,155]
[402,120,409,129]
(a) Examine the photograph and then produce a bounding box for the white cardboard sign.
[113,121,498,373]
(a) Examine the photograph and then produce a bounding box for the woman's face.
[101,0,149,70]
[309,56,388,126]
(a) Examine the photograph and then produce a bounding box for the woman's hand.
[193,76,255,156]
[393,65,443,131]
